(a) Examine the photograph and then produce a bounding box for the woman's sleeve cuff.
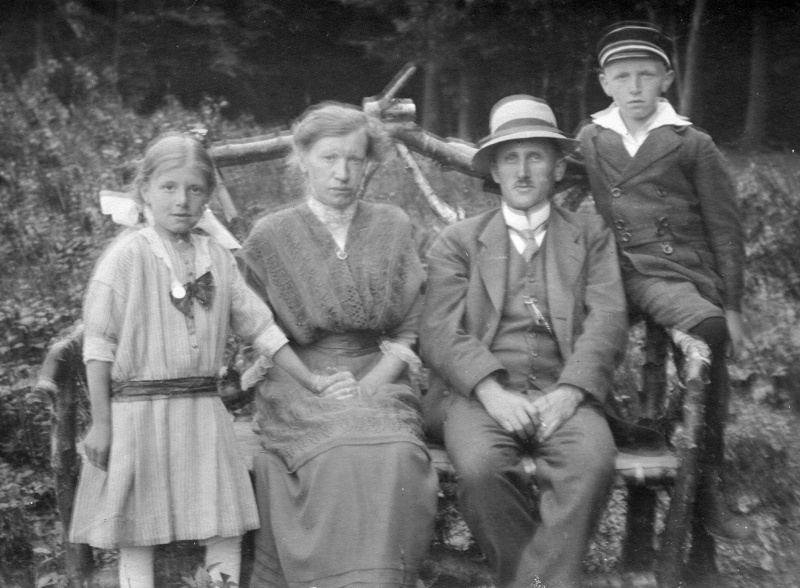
[252,324,289,358]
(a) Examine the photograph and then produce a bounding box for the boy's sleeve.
[692,135,745,311]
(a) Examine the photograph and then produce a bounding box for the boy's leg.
[689,318,754,541]
[118,545,155,588]
[629,277,754,541]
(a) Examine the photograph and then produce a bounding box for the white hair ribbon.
[98,190,241,250]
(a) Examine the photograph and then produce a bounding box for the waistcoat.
[490,242,563,393]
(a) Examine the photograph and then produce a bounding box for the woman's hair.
[131,132,217,203]
[290,101,388,169]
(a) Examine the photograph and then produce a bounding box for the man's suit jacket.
[420,205,628,435]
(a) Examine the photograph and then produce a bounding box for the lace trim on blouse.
[306,196,358,230]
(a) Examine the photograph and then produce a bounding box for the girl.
[69,132,353,588]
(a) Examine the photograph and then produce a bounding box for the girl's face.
[301,129,368,209]
[142,164,211,238]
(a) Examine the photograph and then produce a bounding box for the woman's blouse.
[83,227,287,382]
[239,201,425,347]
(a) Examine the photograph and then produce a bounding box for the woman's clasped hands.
[311,369,361,400]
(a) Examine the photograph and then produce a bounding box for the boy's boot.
[696,465,755,541]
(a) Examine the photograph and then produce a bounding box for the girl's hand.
[83,423,112,471]
[312,371,359,400]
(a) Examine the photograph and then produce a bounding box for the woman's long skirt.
[251,441,438,588]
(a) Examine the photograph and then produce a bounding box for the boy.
[576,21,753,541]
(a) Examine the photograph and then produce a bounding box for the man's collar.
[591,99,691,136]
[502,201,551,231]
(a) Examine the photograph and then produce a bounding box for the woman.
[239,102,438,588]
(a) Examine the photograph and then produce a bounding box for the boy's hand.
[83,423,112,471]
[725,310,746,360]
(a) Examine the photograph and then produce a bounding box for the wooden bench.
[39,320,713,588]
[39,66,721,588]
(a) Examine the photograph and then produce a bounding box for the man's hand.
[475,377,540,440]
[83,423,112,471]
[530,385,586,442]
[725,309,746,360]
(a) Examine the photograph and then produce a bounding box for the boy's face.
[599,58,675,124]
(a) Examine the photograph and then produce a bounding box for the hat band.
[599,41,670,67]
[477,126,571,151]
[493,117,558,136]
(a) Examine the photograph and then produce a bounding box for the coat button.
[615,219,627,229]
[662,242,674,254]
[611,187,622,198]
[621,232,632,242]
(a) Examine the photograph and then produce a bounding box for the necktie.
[516,228,540,262]
[170,271,215,317]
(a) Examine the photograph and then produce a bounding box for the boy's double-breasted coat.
[576,123,745,313]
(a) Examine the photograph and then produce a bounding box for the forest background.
[2,0,800,587]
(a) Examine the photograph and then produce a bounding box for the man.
[420,95,628,588]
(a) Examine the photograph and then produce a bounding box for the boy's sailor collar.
[592,99,691,135]
[591,99,691,155]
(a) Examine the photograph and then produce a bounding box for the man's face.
[599,58,674,125]
[490,139,566,212]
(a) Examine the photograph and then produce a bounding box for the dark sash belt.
[111,376,218,402]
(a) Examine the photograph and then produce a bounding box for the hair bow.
[99,191,241,250]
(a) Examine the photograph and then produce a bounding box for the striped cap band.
[597,22,672,68]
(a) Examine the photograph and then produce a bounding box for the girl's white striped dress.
[70,227,287,548]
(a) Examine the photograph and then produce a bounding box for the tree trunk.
[742,6,768,148]
[422,58,441,136]
[35,0,45,69]
[576,55,593,127]
[457,51,483,142]
[112,0,123,92]
[679,0,706,120]
[667,9,683,107]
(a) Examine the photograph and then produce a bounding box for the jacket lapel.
[617,126,682,184]
[544,209,584,360]
[593,131,631,183]
[476,210,509,324]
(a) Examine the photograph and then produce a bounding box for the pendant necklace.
[171,239,195,299]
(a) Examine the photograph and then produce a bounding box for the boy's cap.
[472,95,575,174]
[597,21,673,69]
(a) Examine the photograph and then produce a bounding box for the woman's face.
[301,129,368,209]
[142,163,211,238]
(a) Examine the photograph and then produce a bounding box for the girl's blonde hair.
[132,132,217,203]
